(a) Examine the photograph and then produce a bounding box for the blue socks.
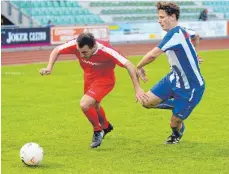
[179,122,185,139]
[172,122,185,139]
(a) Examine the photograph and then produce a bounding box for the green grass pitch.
[2,50,229,174]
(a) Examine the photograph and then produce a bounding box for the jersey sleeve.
[157,30,179,52]
[185,28,196,39]
[57,39,77,54]
[101,45,128,67]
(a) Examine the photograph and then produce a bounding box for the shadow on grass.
[20,162,64,169]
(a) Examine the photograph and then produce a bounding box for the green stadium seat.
[12,0,104,26]
[53,1,60,8]
[59,1,66,7]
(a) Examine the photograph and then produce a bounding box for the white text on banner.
[51,26,109,45]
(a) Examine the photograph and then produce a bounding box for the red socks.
[83,107,101,131]
[83,106,109,131]
[97,106,109,129]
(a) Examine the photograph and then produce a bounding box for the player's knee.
[80,100,90,111]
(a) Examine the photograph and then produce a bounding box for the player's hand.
[39,68,51,76]
[136,67,148,83]
[135,88,149,105]
[198,57,204,64]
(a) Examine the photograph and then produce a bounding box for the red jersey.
[57,39,128,84]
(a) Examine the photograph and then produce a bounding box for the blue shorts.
[150,73,205,120]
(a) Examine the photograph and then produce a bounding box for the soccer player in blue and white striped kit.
[136,2,205,144]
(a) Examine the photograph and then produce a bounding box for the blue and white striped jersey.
[158,26,204,89]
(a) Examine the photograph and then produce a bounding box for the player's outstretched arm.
[40,47,60,75]
[124,60,149,104]
[136,47,163,82]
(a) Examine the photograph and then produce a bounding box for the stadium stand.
[86,1,220,23]
[3,0,228,26]
[202,1,229,19]
[11,1,104,26]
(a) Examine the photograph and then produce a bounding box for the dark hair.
[157,2,180,20]
[77,33,96,49]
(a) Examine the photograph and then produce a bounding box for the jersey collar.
[92,42,102,55]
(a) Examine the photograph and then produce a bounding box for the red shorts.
[84,80,115,102]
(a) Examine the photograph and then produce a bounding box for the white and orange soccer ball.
[20,142,43,166]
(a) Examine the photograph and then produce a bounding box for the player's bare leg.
[141,91,163,108]
[141,91,174,109]
[80,95,104,148]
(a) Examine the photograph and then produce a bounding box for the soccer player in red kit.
[40,33,147,148]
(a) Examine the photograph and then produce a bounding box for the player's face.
[78,45,95,59]
[158,10,176,31]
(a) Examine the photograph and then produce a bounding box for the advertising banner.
[180,21,227,38]
[109,23,163,42]
[1,27,50,48]
[51,25,109,44]
[110,21,228,43]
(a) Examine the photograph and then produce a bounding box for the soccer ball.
[20,142,44,166]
